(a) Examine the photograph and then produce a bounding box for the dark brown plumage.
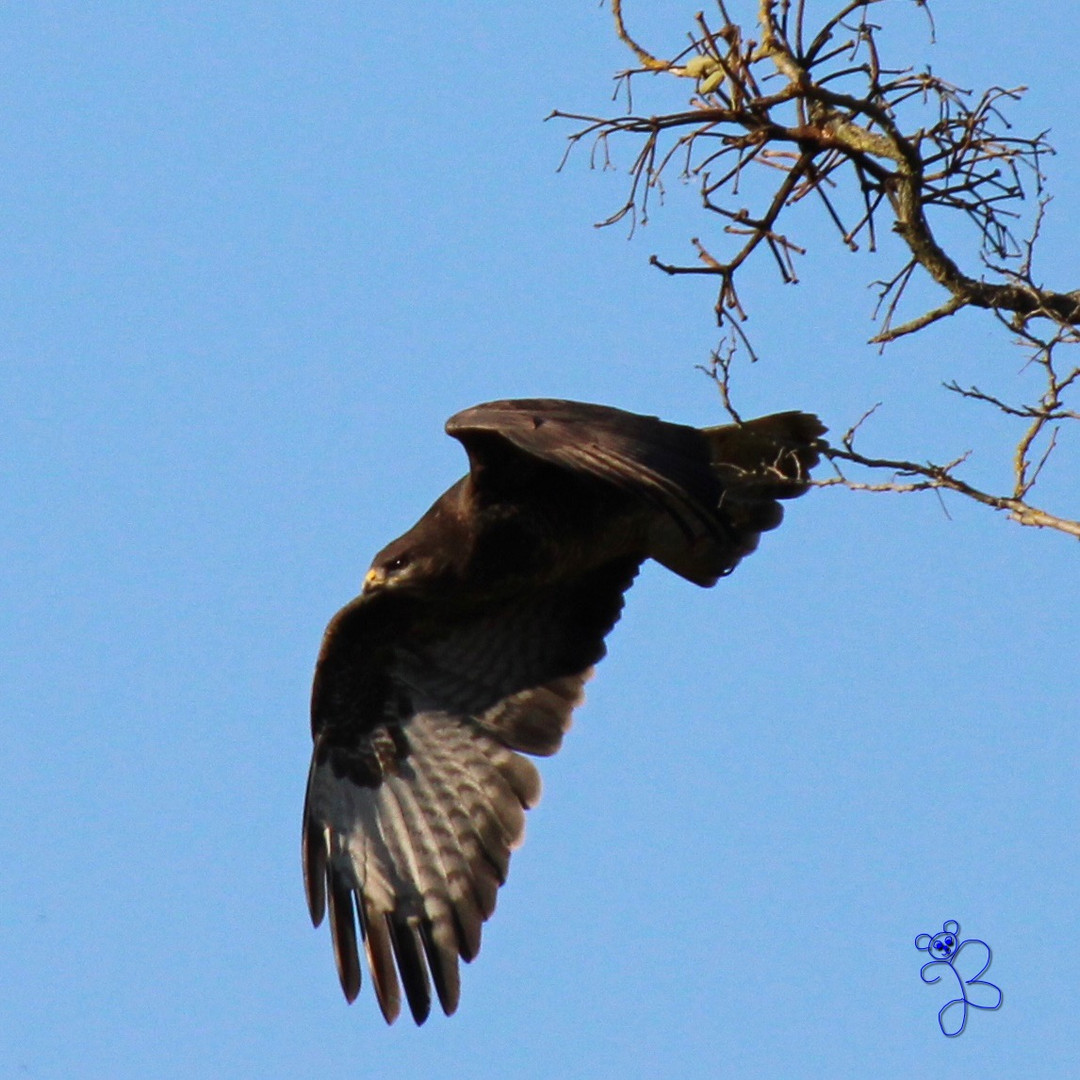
[303,398,825,1024]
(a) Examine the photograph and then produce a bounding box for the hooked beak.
[362,567,387,593]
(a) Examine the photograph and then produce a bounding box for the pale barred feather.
[309,710,547,1022]
[358,889,400,1022]
[397,750,481,1010]
[367,777,442,1010]
[389,740,478,912]
[411,715,534,863]
[313,784,404,1018]
[369,782,442,1021]
[306,676,586,1021]
[373,776,445,908]
[315,772,449,1022]
[324,792,398,912]
[405,741,502,929]
[402,715,542,977]
[374,720,532,1018]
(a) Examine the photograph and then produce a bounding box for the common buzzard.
[304,398,824,1023]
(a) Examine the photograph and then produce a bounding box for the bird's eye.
[385,554,411,573]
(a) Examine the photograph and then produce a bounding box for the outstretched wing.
[303,559,639,1024]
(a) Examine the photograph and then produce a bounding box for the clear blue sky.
[2,3,1077,1077]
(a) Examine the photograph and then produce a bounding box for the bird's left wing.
[445,399,825,587]
[446,397,723,544]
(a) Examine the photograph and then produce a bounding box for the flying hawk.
[303,398,825,1023]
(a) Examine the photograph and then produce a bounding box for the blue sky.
[1,2,1077,1077]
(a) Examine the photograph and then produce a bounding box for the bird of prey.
[303,398,825,1024]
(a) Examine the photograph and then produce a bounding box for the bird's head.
[362,535,445,595]
[363,546,417,593]
[362,484,468,597]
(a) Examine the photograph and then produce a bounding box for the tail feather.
[649,410,826,586]
[704,411,826,499]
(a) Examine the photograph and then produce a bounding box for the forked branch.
[554,0,1078,538]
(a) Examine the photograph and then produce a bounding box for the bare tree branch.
[554,0,1079,539]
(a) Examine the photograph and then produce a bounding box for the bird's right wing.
[303,563,638,1025]
[303,681,579,1025]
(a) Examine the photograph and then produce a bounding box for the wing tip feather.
[327,872,362,1004]
[360,896,403,1024]
[388,916,434,1025]
[302,818,328,927]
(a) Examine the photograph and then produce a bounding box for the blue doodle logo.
[915,920,1002,1036]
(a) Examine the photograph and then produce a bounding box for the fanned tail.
[704,410,826,500]
[649,410,826,586]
